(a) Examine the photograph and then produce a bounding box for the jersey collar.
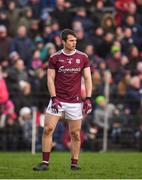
[62,49,76,56]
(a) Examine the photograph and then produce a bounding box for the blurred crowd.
[0,0,142,151]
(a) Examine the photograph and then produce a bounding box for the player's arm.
[47,68,56,97]
[47,68,61,113]
[82,67,92,97]
[82,67,92,114]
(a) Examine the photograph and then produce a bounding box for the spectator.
[30,67,49,110]
[30,0,41,19]
[125,76,141,114]
[17,6,33,31]
[2,114,20,151]
[101,13,115,33]
[93,95,115,130]
[7,1,21,36]
[84,43,104,71]
[0,10,9,28]
[126,46,141,75]
[99,32,114,58]
[17,0,29,7]
[106,44,122,82]
[91,0,105,28]
[19,107,33,150]
[127,2,142,25]
[115,26,124,41]
[46,42,57,59]
[9,51,20,65]
[31,49,42,70]
[124,15,142,50]
[73,7,94,33]
[0,25,12,59]
[121,27,136,54]
[83,121,100,151]
[6,59,32,112]
[115,71,131,105]
[10,25,34,68]
[72,20,83,32]
[28,19,40,40]
[51,0,72,29]
[39,0,56,11]
[50,20,61,41]
[0,67,9,105]
[43,24,52,43]
[91,27,104,56]
[35,37,48,62]
[75,28,89,51]
[114,0,137,26]
[0,0,5,12]
[52,34,62,50]
[135,123,142,151]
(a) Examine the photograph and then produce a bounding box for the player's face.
[63,35,77,51]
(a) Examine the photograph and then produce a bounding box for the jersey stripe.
[50,50,62,58]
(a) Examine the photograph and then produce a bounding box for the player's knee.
[43,126,54,136]
[70,130,81,142]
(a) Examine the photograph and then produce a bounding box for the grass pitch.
[0,152,142,179]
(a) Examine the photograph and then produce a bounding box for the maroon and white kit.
[46,49,90,119]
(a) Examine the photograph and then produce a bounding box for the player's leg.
[42,113,60,154]
[33,113,60,171]
[68,119,82,170]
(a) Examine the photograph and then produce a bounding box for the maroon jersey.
[48,49,90,103]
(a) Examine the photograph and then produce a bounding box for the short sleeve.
[83,54,90,69]
[48,56,56,69]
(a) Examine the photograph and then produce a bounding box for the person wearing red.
[115,0,137,25]
[33,29,92,171]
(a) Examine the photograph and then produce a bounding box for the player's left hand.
[83,97,92,114]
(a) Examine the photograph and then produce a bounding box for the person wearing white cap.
[19,107,33,149]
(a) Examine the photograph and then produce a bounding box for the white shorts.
[46,100,83,120]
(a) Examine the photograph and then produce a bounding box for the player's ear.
[62,40,66,45]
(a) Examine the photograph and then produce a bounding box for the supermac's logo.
[58,66,81,73]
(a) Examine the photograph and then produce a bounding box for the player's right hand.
[83,97,92,114]
[51,97,62,113]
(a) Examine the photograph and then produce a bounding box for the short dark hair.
[60,29,77,41]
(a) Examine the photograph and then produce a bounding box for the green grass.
[0,152,142,179]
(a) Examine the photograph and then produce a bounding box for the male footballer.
[33,29,92,171]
